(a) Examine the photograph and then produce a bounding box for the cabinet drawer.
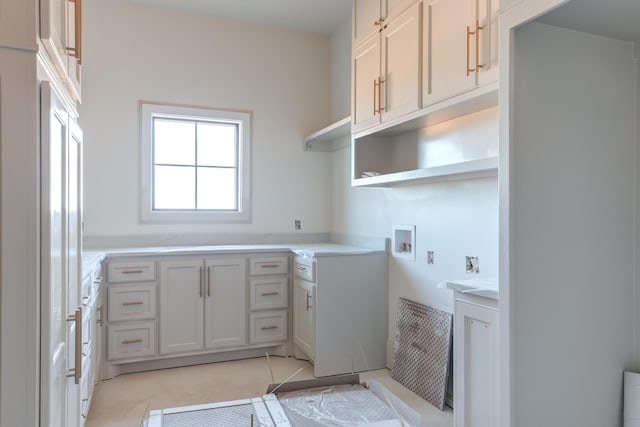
[108,285,156,322]
[108,321,156,360]
[249,277,288,310]
[249,310,287,344]
[249,256,288,276]
[108,261,156,283]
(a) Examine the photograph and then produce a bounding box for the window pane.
[154,165,195,209]
[197,122,237,167]
[197,167,237,210]
[154,119,195,165]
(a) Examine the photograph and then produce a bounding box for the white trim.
[139,102,252,224]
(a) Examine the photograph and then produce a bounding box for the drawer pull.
[121,269,144,274]
[261,292,280,297]
[122,301,144,306]
[260,264,280,268]
[122,338,143,345]
[261,325,279,331]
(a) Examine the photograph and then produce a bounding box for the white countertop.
[84,242,386,261]
[438,277,499,300]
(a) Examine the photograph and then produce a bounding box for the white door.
[476,0,500,86]
[293,279,315,360]
[353,0,381,47]
[380,2,422,123]
[159,260,204,354]
[40,81,73,427]
[204,258,247,349]
[423,0,476,106]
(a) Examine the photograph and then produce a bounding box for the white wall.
[330,18,351,122]
[80,0,333,240]
[511,22,636,426]
[329,15,499,365]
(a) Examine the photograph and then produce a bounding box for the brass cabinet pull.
[374,77,385,114]
[122,301,144,306]
[466,20,485,76]
[66,0,82,64]
[261,292,279,297]
[121,269,144,274]
[122,338,143,345]
[373,79,378,115]
[378,77,385,112]
[97,304,104,327]
[66,306,82,384]
[261,325,279,331]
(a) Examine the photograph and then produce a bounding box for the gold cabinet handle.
[96,304,104,327]
[261,292,279,297]
[261,325,279,331]
[122,338,143,344]
[66,306,82,384]
[466,20,485,76]
[122,301,144,306]
[373,79,378,115]
[121,269,144,274]
[66,0,82,64]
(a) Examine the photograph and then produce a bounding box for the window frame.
[140,102,251,223]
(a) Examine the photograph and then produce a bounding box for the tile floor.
[86,356,452,427]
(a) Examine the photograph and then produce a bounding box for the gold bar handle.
[66,306,82,384]
[261,326,279,331]
[476,20,485,72]
[122,338,143,345]
[122,301,144,306]
[121,269,144,274]
[378,77,385,112]
[97,304,104,327]
[466,25,475,76]
[373,78,379,115]
[261,292,279,297]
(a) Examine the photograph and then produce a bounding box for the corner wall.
[80,0,333,240]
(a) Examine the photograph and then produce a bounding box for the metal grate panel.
[391,297,453,410]
[161,402,256,427]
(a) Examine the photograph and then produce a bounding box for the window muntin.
[140,103,251,223]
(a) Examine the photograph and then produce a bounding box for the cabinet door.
[454,300,499,427]
[380,2,421,124]
[41,0,69,81]
[476,0,499,86]
[40,81,71,427]
[383,0,415,21]
[293,279,315,360]
[423,0,476,107]
[352,34,382,133]
[353,0,381,47]
[159,260,204,354]
[204,258,247,349]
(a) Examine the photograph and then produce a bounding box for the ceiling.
[537,0,640,42]
[125,0,352,35]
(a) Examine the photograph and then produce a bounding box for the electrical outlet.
[427,251,434,264]
[294,219,302,231]
[465,256,479,273]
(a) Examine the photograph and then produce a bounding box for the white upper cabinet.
[352,2,422,133]
[423,0,498,107]
[40,0,82,102]
[353,0,416,46]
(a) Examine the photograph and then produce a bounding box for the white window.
[140,102,251,223]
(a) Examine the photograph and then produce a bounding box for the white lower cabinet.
[293,278,315,360]
[454,295,499,427]
[159,257,247,355]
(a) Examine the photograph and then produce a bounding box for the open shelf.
[352,97,499,187]
[304,116,351,152]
